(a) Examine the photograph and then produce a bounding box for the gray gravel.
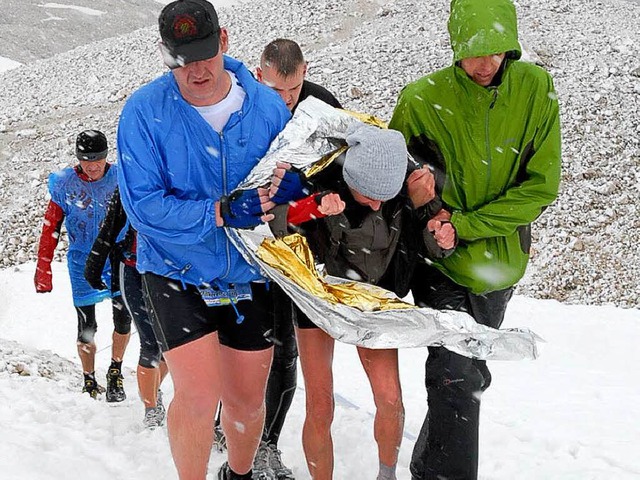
[0,0,162,63]
[0,338,81,386]
[0,0,638,307]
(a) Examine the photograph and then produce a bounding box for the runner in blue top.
[34,129,131,402]
[116,1,290,479]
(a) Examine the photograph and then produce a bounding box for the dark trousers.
[263,284,298,446]
[119,263,162,369]
[410,264,513,480]
[75,268,131,344]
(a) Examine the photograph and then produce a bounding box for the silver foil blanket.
[227,97,542,360]
[229,228,541,361]
[237,96,363,189]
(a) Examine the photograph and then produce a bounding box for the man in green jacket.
[389,0,561,478]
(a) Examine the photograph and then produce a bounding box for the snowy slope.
[1,262,640,479]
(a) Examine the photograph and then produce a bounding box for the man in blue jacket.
[117,1,290,479]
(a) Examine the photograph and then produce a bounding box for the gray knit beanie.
[342,125,408,201]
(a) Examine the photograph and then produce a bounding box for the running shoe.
[105,367,126,403]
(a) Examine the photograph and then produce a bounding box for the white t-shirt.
[194,71,246,133]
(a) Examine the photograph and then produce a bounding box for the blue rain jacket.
[49,165,119,306]
[117,55,290,287]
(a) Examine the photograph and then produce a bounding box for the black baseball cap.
[159,0,221,68]
[76,130,108,161]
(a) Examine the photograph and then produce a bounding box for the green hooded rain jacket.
[389,0,561,294]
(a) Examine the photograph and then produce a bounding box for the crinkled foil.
[227,97,542,360]
[237,97,368,189]
[228,229,541,361]
[258,234,415,312]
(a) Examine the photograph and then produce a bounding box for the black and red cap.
[159,0,221,68]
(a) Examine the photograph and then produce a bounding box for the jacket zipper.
[88,179,97,238]
[485,88,499,196]
[220,131,232,278]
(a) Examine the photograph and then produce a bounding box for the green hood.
[448,0,521,62]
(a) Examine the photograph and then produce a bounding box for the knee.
[173,386,218,417]
[224,389,265,421]
[138,346,162,369]
[77,327,96,344]
[426,349,484,397]
[112,302,132,335]
[271,352,297,372]
[374,386,404,417]
[113,321,131,335]
[306,390,334,428]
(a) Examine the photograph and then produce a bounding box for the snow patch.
[39,3,106,16]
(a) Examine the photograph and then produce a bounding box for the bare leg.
[218,344,273,475]
[77,341,97,374]
[296,327,335,480]
[111,331,130,362]
[140,360,170,407]
[163,332,221,480]
[138,365,161,408]
[356,347,404,468]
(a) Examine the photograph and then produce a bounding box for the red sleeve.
[34,201,64,292]
[286,194,328,225]
[37,200,64,262]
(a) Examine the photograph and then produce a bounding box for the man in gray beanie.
[267,123,427,480]
[342,124,408,204]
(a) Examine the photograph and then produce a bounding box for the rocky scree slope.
[0,0,638,307]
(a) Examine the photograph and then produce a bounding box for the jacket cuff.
[450,210,470,240]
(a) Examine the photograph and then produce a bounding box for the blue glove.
[220,189,265,229]
[271,168,310,205]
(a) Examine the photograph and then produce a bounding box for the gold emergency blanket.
[257,234,415,312]
[227,97,542,360]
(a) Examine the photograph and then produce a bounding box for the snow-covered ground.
[0,56,21,74]
[1,0,640,478]
[2,262,640,480]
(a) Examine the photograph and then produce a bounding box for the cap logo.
[173,14,198,38]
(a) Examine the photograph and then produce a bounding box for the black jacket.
[270,161,413,294]
[84,188,136,290]
[295,80,343,112]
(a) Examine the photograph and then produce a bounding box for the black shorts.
[291,302,319,330]
[75,281,131,343]
[142,272,275,352]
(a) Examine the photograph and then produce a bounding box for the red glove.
[287,193,329,225]
[34,200,63,293]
